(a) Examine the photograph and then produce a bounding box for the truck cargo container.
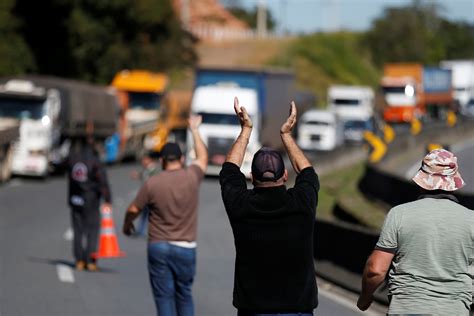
[188,67,301,177]
[381,63,453,123]
[440,60,474,112]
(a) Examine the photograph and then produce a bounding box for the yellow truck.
[105,70,190,162]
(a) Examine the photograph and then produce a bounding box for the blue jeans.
[148,242,196,316]
[238,313,313,316]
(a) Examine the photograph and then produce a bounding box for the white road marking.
[56,264,75,283]
[63,227,74,241]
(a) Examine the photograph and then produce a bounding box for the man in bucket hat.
[358,149,473,315]
[219,98,319,315]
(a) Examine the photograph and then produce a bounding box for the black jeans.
[71,205,100,263]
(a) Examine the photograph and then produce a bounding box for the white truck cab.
[297,109,344,151]
[0,80,60,177]
[188,84,260,177]
[328,85,375,142]
[328,85,374,120]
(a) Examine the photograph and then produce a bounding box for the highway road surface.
[0,162,379,316]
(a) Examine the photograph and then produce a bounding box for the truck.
[440,60,474,112]
[106,70,169,162]
[297,109,344,151]
[327,85,375,142]
[0,118,19,182]
[188,67,300,177]
[381,63,453,123]
[0,76,118,177]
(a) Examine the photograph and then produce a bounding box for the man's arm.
[122,203,141,236]
[226,97,253,167]
[357,249,394,311]
[280,101,311,174]
[189,115,208,173]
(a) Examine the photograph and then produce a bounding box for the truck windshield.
[344,120,371,130]
[304,120,331,126]
[199,112,240,125]
[0,96,45,120]
[333,99,360,106]
[383,87,406,94]
[129,92,161,110]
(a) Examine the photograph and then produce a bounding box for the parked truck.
[327,85,375,142]
[106,70,169,162]
[381,63,453,123]
[440,60,474,113]
[0,76,118,177]
[0,118,19,182]
[188,67,301,177]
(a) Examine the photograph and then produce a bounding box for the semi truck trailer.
[0,76,118,177]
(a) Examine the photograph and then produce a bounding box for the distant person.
[358,149,473,315]
[219,98,319,315]
[130,153,160,236]
[67,136,112,272]
[122,116,207,316]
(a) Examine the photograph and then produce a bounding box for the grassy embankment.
[271,33,388,229]
[194,33,388,229]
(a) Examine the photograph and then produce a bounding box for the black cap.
[161,142,182,161]
[251,147,285,181]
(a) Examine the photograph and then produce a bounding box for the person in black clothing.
[67,136,112,271]
[219,98,319,316]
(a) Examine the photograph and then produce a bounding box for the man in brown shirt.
[123,115,207,316]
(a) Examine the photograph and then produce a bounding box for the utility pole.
[182,0,190,30]
[256,0,268,38]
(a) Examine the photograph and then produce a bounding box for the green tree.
[13,0,196,83]
[0,0,35,76]
[364,1,444,66]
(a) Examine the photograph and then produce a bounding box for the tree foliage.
[11,0,196,83]
[364,0,474,66]
[0,0,35,76]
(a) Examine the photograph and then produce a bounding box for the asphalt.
[0,162,370,316]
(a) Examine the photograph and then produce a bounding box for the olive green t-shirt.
[376,197,474,315]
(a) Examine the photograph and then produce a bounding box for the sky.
[225,0,474,33]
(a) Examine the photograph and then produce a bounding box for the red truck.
[381,63,453,123]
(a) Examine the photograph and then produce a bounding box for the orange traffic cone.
[92,205,126,259]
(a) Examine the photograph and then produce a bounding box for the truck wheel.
[0,145,13,183]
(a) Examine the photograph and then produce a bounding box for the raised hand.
[234,97,253,129]
[280,101,297,134]
[188,114,202,130]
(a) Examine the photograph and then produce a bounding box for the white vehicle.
[343,118,374,142]
[328,85,374,122]
[188,84,260,177]
[327,85,375,142]
[0,80,60,177]
[440,60,474,110]
[297,109,344,151]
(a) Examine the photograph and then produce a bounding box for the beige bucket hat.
[412,149,465,191]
